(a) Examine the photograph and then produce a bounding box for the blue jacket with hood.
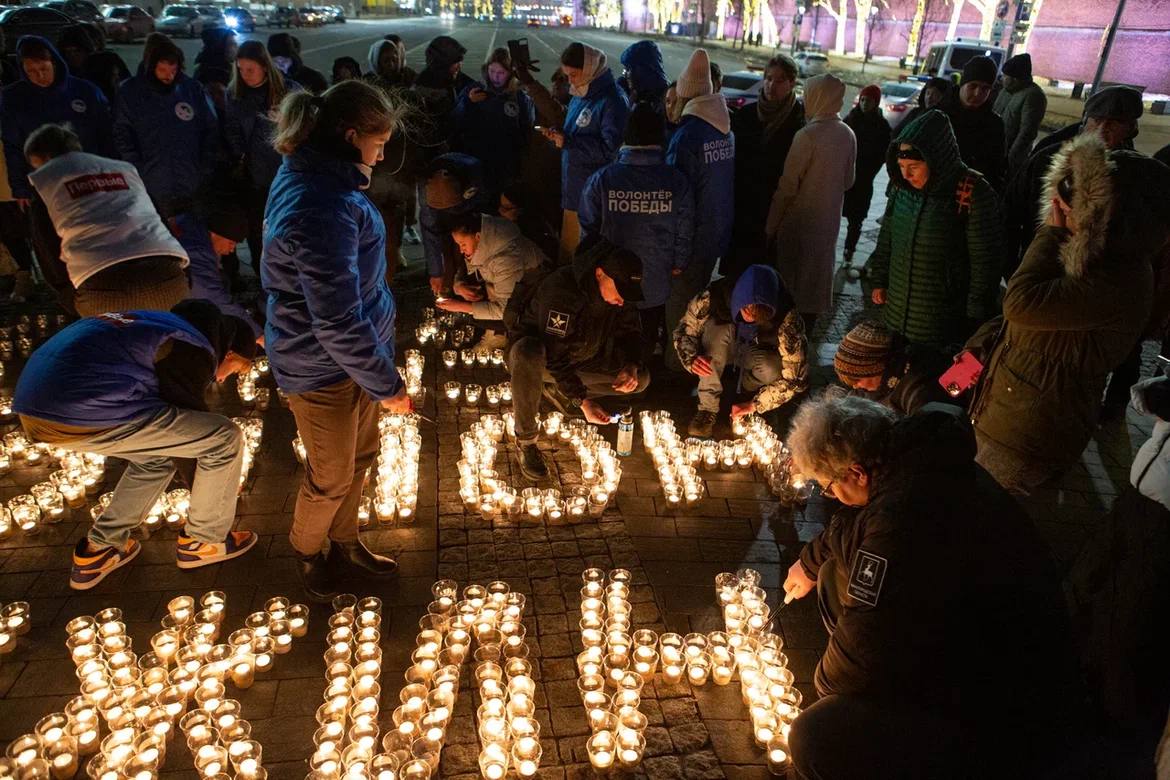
[578,146,694,309]
[0,36,113,199]
[13,311,213,427]
[225,77,302,192]
[453,77,535,193]
[419,152,487,277]
[619,41,668,104]
[114,62,218,217]
[666,96,735,263]
[261,143,402,400]
[562,67,629,212]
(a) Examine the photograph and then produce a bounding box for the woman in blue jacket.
[453,47,535,201]
[542,42,629,262]
[114,33,219,219]
[225,40,299,267]
[262,80,410,602]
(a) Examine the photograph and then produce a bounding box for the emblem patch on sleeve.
[846,549,887,606]
[546,310,570,337]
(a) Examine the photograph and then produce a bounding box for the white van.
[922,39,1006,80]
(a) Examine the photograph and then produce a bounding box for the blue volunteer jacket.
[0,36,113,199]
[114,71,218,216]
[667,114,735,263]
[454,82,534,193]
[175,212,260,337]
[419,152,486,277]
[562,69,629,212]
[261,144,402,400]
[225,79,301,192]
[13,311,213,427]
[579,146,694,308]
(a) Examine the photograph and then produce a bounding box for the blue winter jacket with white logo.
[13,311,213,427]
[578,146,694,308]
[261,144,402,400]
[114,72,218,216]
[0,36,114,199]
[667,111,736,263]
[454,81,534,193]
[561,68,629,212]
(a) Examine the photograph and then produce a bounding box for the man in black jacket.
[942,55,1005,192]
[783,396,1084,778]
[504,240,649,479]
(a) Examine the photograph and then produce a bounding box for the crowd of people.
[0,20,1169,776]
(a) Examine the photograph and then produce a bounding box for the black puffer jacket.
[504,241,643,403]
[943,96,1006,191]
[797,408,1082,770]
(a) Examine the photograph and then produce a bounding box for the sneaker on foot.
[688,410,718,438]
[70,537,141,590]
[176,530,258,569]
[403,226,421,245]
[518,443,549,481]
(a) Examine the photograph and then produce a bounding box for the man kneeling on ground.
[14,300,259,590]
[504,239,649,480]
[673,264,808,438]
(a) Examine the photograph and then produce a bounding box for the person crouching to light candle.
[13,299,259,590]
[781,394,1084,778]
[262,80,410,602]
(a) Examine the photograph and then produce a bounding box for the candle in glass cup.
[587,730,616,771]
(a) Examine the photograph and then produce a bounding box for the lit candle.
[587,731,615,770]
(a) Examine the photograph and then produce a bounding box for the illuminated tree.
[814,0,849,53]
[945,0,997,41]
[714,0,730,39]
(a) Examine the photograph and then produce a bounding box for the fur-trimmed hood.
[1039,133,1115,278]
[1041,133,1170,279]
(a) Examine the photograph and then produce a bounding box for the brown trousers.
[286,379,378,556]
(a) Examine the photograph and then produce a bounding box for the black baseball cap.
[596,244,645,303]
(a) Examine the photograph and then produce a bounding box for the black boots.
[519,443,549,480]
[327,539,399,578]
[299,552,339,603]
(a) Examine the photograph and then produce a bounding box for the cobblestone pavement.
[0,188,1157,779]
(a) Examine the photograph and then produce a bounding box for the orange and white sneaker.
[176,530,258,569]
[70,538,141,590]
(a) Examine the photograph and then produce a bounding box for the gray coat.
[461,215,548,321]
[994,80,1048,176]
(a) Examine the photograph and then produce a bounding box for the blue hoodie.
[0,36,113,199]
[453,80,534,194]
[666,102,736,263]
[261,144,402,400]
[729,264,789,345]
[175,212,261,338]
[14,311,213,428]
[418,152,487,277]
[619,41,668,103]
[562,68,629,212]
[114,71,218,216]
[578,146,694,308]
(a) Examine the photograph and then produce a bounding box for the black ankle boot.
[327,540,399,578]
[299,552,340,603]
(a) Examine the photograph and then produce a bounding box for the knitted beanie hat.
[676,48,712,99]
[1001,53,1032,80]
[859,83,881,102]
[960,55,998,87]
[834,320,894,385]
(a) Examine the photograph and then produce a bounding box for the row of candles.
[236,358,273,410]
[0,444,106,536]
[641,411,807,506]
[456,415,619,521]
[0,313,70,365]
[440,348,506,371]
[1,592,307,779]
[442,382,512,407]
[0,600,30,657]
[309,595,393,779]
[714,570,802,775]
[577,569,649,772]
[364,412,421,526]
[414,311,476,349]
[471,582,541,780]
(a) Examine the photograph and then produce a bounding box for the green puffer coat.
[969,133,1155,474]
[866,110,1002,346]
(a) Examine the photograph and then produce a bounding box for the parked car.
[878,80,923,131]
[525,16,540,26]
[37,0,105,33]
[318,5,344,22]
[223,6,255,31]
[721,69,763,109]
[268,5,303,26]
[193,5,225,28]
[0,6,74,45]
[921,38,1005,81]
[101,4,153,41]
[794,50,829,78]
[155,5,202,37]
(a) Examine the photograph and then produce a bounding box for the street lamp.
[791,3,806,55]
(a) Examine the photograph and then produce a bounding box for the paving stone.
[706,719,764,765]
[643,755,687,780]
[660,698,701,725]
[549,706,591,737]
[644,725,675,757]
[669,721,712,753]
[682,749,727,780]
[440,743,480,774]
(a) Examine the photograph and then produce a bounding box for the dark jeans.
[789,694,962,779]
[29,195,73,311]
[844,215,863,259]
[244,185,269,272]
[508,336,650,444]
[286,379,379,556]
[665,254,719,371]
[0,201,32,272]
[638,305,665,363]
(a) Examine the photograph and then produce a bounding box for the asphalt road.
[107,16,860,102]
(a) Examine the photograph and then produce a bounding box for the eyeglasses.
[819,477,836,494]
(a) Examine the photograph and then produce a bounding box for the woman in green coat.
[969,133,1157,493]
[866,110,1002,347]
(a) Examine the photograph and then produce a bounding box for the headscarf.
[804,73,845,121]
[569,44,607,98]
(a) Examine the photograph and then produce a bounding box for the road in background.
[108,17,862,104]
